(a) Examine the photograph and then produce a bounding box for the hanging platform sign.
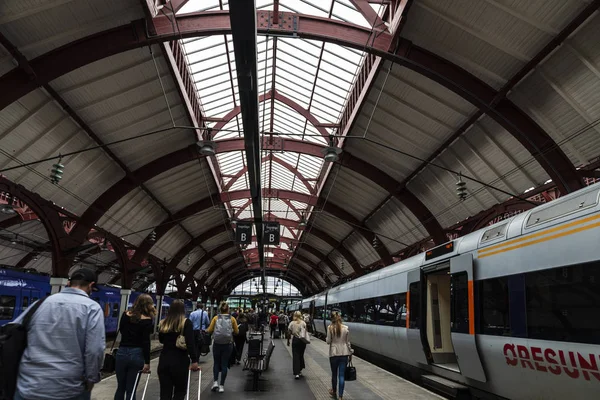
[263,222,280,245]
[235,222,253,244]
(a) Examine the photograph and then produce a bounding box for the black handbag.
[102,338,118,373]
[345,359,356,381]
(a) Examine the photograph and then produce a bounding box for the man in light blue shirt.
[13,268,105,400]
[189,303,210,354]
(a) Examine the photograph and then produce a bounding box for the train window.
[375,294,406,326]
[0,296,16,320]
[479,277,510,336]
[525,262,600,345]
[315,306,325,319]
[450,272,469,334]
[408,283,420,328]
[22,296,29,309]
[344,301,357,322]
[112,303,119,318]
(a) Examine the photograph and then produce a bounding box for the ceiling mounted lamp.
[321,135,342,163]
[0,194,16,215]
[298,212,307,229]
[456,173,467,201]
[197,128,217,156]
[322,146,342,162]
[372,235,381,249]
[50,155,64,184]
[11,234,17,245]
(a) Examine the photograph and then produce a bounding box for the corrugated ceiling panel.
[203,231,233,252]
[175,247,205,273]
[365,197,428,254]
[328,249,353,276]
[0,243,27,266]
[0,0,142,64]
[304,235,332,255]
[322,167,389,220]
[145,161,216,214]
[310,213,352,242]
[21,254,52,274]
[98,188,167,246]
[150,226,189,261]
[344,232,380,266]
[181,210,228,237]
[214,246,237,263]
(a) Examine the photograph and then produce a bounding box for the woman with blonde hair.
[326,312,352,400]
[114,294,156,400]
[158,300,199,400]
[287,310,308,379]
[206,301,239,393]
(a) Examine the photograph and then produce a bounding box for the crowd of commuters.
[9,268,353,399]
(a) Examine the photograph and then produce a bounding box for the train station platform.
[92,335,443,400]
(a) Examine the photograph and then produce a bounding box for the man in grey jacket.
[13,268,105,400]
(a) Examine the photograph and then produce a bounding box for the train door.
[406,269,429,364]
[423,261,458,372]
[449,253,487,382]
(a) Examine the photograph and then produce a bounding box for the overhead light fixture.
[321,135,342,162]
[322,146,342,162]
[298,212,307,228]
[456,173,467,201]
[0,194,16,215]
[11,234,17,245]
[50,156,65,184]
[197,128,217,156]
[372,235,381,249]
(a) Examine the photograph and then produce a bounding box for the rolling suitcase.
[273,330,281,339]
[130,371,151,400]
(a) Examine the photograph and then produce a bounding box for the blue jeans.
[330,356,349,398]
[212,343,233,384]
[15,391,90,400]
[114,347,145,400]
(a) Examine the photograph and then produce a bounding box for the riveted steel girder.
[0,176,80,276]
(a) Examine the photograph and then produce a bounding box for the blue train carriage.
[90,284,122,335]
[0,267,50,327]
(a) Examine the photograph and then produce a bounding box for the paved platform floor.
[93,335,443,400]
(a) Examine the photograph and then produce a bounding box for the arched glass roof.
[230,276,301,297]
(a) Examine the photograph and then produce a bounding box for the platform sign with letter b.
[263,222,280,245]
[235,222,253,244]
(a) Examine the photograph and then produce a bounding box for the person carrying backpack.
[206,301,239,393]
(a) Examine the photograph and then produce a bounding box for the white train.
[291,183,600,399]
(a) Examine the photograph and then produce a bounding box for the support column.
[50,277,69,294]
[154,295,164,334]
[118,289,132,331]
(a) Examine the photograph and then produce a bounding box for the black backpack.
[0,296,49,400]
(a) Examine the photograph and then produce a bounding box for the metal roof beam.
[0,9,584,194]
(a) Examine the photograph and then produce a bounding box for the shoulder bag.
[298,322,311,344]
[176,318,187,350]
[0,296,50,399]
[345,359,356,381]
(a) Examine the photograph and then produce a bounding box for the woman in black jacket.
[158,300,200,400]
[114,294,156,400]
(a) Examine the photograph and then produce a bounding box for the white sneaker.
[295,375,300,379]
[211,381,219,391]
[218,385,225,393]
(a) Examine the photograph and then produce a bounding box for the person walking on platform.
[278,311,288,338]
[287,311,308,379]
[12,268,105,400]
[114,293,156,400]
[189,303,209,355]
[233,314,249,365]
[157,300,199,400]
[269,312,279,338]
[326,312,353,400]
[206,301,239,393]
